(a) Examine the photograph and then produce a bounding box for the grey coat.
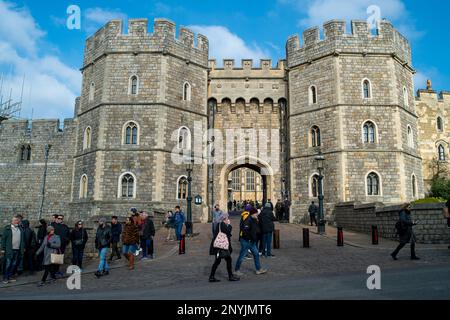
[36,235,61,266]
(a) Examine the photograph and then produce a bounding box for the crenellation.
[303,27,321,46]
[242,59,253,70]
[128,18,148,36]
[323,20,346,39]
[260,59,272,70]
[351,20,370,37]
[179,27,195,48]
[153,18,176,39]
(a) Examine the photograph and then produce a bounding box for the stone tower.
[71,18,210,221]
[286,20,424,223]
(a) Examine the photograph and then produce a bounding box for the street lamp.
[314,151,326,234]
[38,144,52,220]
[185,152,194,237]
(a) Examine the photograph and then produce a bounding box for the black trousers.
[392,241,416,258]
[310,215,317,226]
[110,242,121,259]
[41,264,57,282]
[210,256,233,278]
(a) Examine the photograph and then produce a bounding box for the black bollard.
[179,235,186,254]
[371,225,379,245]
[303,228,310,248]
[337,227,344,247]
[273,229,280,249]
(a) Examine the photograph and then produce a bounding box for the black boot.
[228,275,240,281]
[209,276,220,283]
[411,243,420,260]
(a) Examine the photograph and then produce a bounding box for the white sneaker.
[256,269,267,275]
[234,271,244,277]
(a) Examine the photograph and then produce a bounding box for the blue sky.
[0,0,449,121]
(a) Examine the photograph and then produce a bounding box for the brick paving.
[1,216,449,298]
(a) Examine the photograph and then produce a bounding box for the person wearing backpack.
[234,208,267,276]
[391,203,420,261]
[208,217,240,282]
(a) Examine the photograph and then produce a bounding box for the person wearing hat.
[94,218,112,278]
[35,226,61,287]
[234,207,267,277]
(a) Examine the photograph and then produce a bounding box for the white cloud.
[188,25,271,67]
[0,2,81,120]
[84,7,127,34]
[282,0,423,40]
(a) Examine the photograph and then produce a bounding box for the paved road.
[1,216,449,300]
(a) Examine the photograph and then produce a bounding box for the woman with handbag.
[70,221,88,270]
[209,217,240,283]
[35,226,61,287]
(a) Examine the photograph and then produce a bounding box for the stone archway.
[218,156,274,210]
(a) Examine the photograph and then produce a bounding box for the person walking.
[35,226,61,287]
[141,212,155,260]
[391,203,420,261]
[209,216,240,282]
[21,220,37,274]
[122,216,140,270]
[36,219,47,271]
[275,200,283,222]
[70,221,88,270]
[308,201,318,226]
[94,218,112,278]
[53,215,70,278]
[234,208,267,276]
[109,216,122,261]
[164,211,176,241]
[283,198,291,222]
[174,206,186,242]
[259,203,276,258]
[1,216,25,284]
[211,204,224,236]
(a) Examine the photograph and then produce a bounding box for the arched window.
[411,174,417,199]
[236,98,246,113]
[250,98,261,113]
[407,125,414,148]
[363,121,376,144]
[437,117,444,132]
[309,85,317,105]
[177,176,188,200]
[438,145,446,161]
[83,127,91,150]
[264,98,274,114]
[362,79,372,99]
[20,145,31,161]
[367,172,380,196]
[221,98,230,114]
[79,175,88,199]
[178,127,191,150]
[311,126,321,147]
[311,174,320,198]
[129,75,139,95]
[403,86,409,107]
[89,82,95,101]
[123,122,139,145]
[231,170,241,191]
[118,173,136,198]
[183,82,191,101]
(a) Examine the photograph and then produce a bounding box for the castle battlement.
[416,90,450,103]
[0,119,76,135]
[208,59,286,78]
[83,18,209,68]
[286,19,411,69]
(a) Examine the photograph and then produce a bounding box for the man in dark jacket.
[308,202,318,226]
[2,216,25,284]
[36,219,47,271]
[21,220,36,274]
[259,203,276,258]
[95,218,112,278]
[109,216,122,261]
[141,212,155,260]
[53,215,70,277]
[391,203,420,260]
[275,200,284,222]
[234,209,267,277]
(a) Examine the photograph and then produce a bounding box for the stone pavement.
[1,216,449,299]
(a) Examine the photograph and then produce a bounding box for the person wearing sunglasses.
[70,221,88,271]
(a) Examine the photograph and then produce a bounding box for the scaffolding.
[0,74,24,122]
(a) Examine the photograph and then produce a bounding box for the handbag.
[217,249,231,259]
[51,250,64,265]
[213,230,229,250]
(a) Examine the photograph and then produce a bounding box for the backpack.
[239,212,251,239]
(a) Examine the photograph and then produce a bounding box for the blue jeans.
[262,232,273,256]
[235,239,262,272]
[72,246,84,268]
[122,244,137,254]
[175,223,183,241]
[3,250,20,281]
[141,238,153,257]
[97,248,109,272]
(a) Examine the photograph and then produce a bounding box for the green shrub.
[413,197,446,204]
[430,178,450,199]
